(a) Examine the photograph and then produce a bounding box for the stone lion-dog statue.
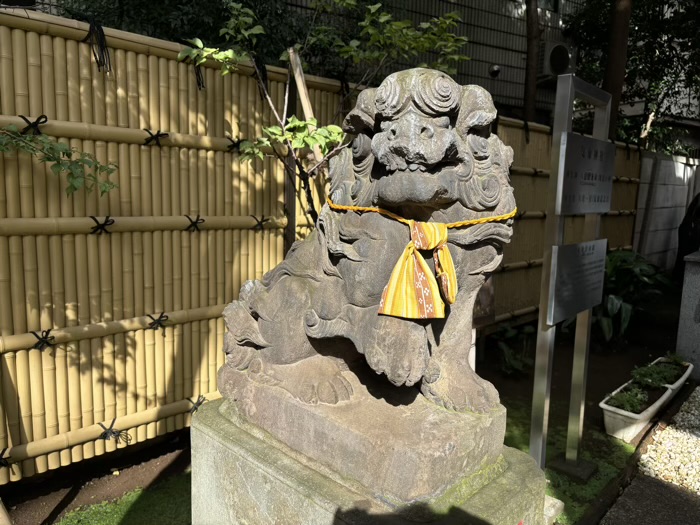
[220,68,516,414]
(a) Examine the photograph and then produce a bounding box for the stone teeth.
[638,387,700,495]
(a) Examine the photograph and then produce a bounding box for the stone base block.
[192,399,545,525]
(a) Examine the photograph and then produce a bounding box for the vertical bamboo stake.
[238,75,249,300]
[0,152,12,484]
[247,77,257,284]
[14,28,44,476]
[79,42,93,124]
[0,26,23,482]
[180,152,192,428]
[124,50,139,440]
[70,41,95,460]
[171,146,184,431]
[38,32,64,469]
[163,59,179,432]
[198,148,209,397]
[83,139,106,458]
[215,151,225,375]
[205,67,215,136]
[63,37,83,464]
[131,147,146,443]
[212,69,222,137]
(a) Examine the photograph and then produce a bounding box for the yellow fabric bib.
[326,198,517,320]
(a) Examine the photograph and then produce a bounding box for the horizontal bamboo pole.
[6,391,221,462]
[0,304,225,353]
[496,258,544,273]
[0,115,238,152]
[0,215,287,236]
[0,9,342,91]
[494,306,539,323]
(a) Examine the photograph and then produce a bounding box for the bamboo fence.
[0,9,640,483]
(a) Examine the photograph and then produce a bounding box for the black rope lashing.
[625,142,631,160]
[147,312,169,332]
[250,215,270,232]
[31,329,55,351]
[0,448,10,468]
[98,418,132,445]
[523,120,530,144]
[184,214,205,232]
[194,63,205,90]
[89,215,115,235]
[18,114,48,135]
[143,129,169,147]
[226,136,242,153]
[188,394,206,414]
[82,16,111,73]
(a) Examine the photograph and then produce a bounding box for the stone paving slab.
[599,474,700,525]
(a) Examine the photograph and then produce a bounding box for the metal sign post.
[529,75,612,470]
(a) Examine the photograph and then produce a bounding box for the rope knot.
[143,129,169,147]
[31,329,55,351]
[19,114,48,135]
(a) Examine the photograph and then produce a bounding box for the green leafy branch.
[0,126,117,195]
[241,117,345,165]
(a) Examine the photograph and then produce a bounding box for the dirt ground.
[1,290,681,525]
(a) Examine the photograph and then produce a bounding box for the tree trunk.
[602,0,633,139]
[523,0,541,123]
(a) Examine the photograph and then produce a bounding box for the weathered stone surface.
[192,399,546,525]
[219,362,506,503]
[220,68,516,415]
[677,250,700,380]
[198,68,544,524]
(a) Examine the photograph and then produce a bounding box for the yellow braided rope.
[326,198,517,229]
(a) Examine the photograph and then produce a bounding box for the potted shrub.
[599,355,693,443]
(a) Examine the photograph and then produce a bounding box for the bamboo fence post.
[239,77,250,294]
[232,74,242,302]
[171,147,184,432]
[162,145,175,434]
[206,150,217,394]
[83,139,107,458]
[198,147,209,397]
[0,150,12,483]
[215,151,225,374]
[38,31,65,470]
[124,49,139,440]
[247,76,257,284]
[223,73,234,305]
[197,73,209,398]
[13,27,43,477]
[113,48,129,439]
[62,37,84,464]
[214,68,223,138]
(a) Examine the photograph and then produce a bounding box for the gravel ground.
[638,386,700,494]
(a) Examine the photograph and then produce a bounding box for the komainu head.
[330,68,515,219]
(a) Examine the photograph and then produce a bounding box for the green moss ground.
[56,472,192,525]
[504,400,634,525]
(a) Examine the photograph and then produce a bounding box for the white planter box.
[599,380,672,443]
[650,357,694,400]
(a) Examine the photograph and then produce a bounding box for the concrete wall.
[634,153,700,269]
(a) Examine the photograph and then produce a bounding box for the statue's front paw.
[364,317,429,386]
[421,363,499,413]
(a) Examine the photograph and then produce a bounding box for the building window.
[538,0,559,12]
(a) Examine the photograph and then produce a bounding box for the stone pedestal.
[192,398,545,525]
[677,250,700,381]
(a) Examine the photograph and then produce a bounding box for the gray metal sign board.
[556,133,616,216]
[547,239,608,326]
